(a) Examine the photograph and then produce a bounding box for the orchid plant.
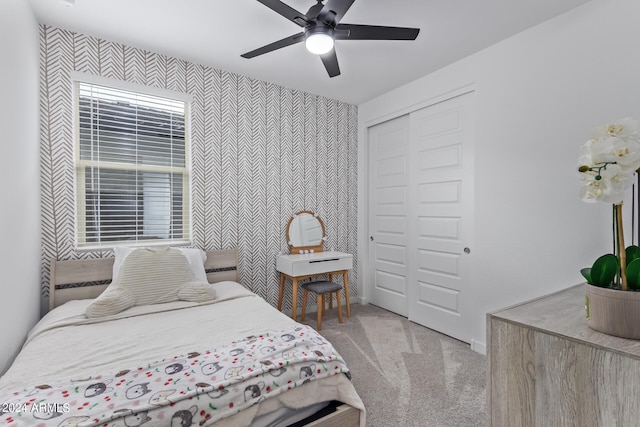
[579,117,640,291]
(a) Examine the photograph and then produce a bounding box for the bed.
[0,248,365,427]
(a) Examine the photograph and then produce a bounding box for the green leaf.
[580,268,592,283]
[626,258,640,290]
[627,245,640,264]
[589,254,619,287]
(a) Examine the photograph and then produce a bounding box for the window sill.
[76,239,192,252]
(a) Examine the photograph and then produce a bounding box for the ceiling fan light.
[305,32,334,55]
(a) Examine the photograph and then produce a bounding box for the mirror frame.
[286,210,326,254]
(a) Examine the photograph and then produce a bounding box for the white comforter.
[0,282,365,426]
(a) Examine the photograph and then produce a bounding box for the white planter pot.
[586,283,640,339]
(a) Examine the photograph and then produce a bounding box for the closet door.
[367,91,475,342]
[408,92,475,342]
[368,114,411,316]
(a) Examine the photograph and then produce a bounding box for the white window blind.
[75,81,190,248]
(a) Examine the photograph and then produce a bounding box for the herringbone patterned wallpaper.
[39,25,358,313]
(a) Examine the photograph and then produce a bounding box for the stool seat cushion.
[301,281,342,294]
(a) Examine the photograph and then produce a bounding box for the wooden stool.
[300,281,343,331]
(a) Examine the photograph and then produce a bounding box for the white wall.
[358,0,639,353]
[0,0,42,374]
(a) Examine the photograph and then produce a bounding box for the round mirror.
[286,211,326,253]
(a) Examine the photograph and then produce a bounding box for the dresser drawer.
[276,252,353,277]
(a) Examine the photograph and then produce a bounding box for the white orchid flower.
[600,162,634,186]
[612,138,640,171]
[580,179,625,204]
[579,117,640,206]
[579,137,617,165]
[579,163,634,204]
[591,117,639,140]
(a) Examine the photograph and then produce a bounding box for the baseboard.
[470,339,486,355]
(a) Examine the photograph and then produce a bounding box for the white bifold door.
[368,91,474,342]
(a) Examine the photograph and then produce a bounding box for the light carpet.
[299,303,487,427]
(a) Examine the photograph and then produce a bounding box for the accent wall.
[39,25,358,314]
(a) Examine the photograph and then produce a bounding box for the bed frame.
[48,248,360,427]
[49,248,240,310]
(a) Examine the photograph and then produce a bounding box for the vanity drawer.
[277,253,353,277]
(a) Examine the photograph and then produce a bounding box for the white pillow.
[86,247,213,318]
[113,246,208,283]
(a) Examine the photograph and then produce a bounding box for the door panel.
[409,92,474,342]
[368,115,410,316]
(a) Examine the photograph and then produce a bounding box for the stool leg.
[343,271,351,318]
[317,294,323,331]
[337,290,343,324]
[328,274,334,310]
[301,290,308,322]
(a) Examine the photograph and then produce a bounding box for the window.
[75,79,190,248]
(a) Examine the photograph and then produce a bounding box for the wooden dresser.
[487,284,640,426]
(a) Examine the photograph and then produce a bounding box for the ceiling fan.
[241,0,420,78]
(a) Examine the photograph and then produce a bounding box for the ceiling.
[28,0,591,105]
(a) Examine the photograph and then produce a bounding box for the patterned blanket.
[0,324,350,426]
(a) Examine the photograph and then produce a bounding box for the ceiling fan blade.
[256,0,310,27]
[320,50,341,78]
[320,0,355,24]
[335,23,420,40]
[305,1,325,19]
[241,33,304,59]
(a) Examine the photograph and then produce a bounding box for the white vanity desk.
[276,251,353,321]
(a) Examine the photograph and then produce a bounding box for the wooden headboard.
[49,248,239,310]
